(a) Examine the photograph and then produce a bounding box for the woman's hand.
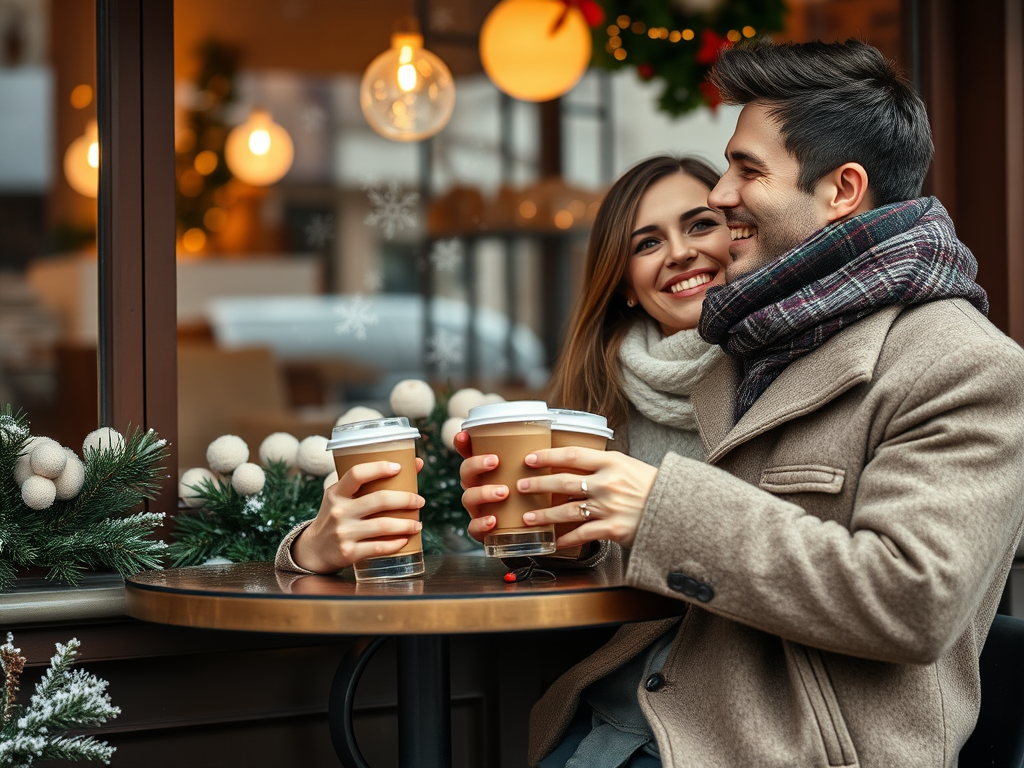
[291,458,425,573]
[516,448,658,549]
[456,430,504,542]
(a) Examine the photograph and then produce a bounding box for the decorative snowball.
[441,417,464,452]
[258,432,299,467]
[203,556,233,565]
[83,427,125,456]
[21,475,56,510]
[335,406,384,426]
[179,467,218,508]
[297,435,334,476]
[30,442,68,479]
[54,454,86,500]
[447,388,486,419]
[14,454,35,485]
[323,470,339,491]
[206,435,249,474]
[389,379,436,420]
[480,392,506,406]
[231,462,266,496]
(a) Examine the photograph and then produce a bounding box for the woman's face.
[622,172,730,336]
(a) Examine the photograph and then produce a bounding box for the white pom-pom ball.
[323,470,339,490]
[296,435,334,476]
[30,442,68,479]
[21,475,56,510]
[231,462,266,496]
[258,432,299,467]
[54,454,86,500]
[335,406,384,426]
[441,417,464,452]
[83,427,125,456]
[14,454,34,485]
[447,388,486,419]
[179,467,218,508]
[389,379,436,420]
[206,435,249,473]
[481,392,506,406]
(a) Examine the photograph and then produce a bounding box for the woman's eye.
[632,237,660,254]
[689,218,720,234]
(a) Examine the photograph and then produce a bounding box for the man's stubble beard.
[724,195,822,284]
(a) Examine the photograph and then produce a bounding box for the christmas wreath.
[588,0,788,116]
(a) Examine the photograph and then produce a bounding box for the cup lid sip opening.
[548,408,614,440]
[461,400,553,430]
[327,416,421,450]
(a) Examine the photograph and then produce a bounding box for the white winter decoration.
[364,180,419,240]
[29,441,67,479]
[14,453,34,485]
[54,454,86,500]
[203,556,234,565]
[296,435,334,476]
[21,475,56,510]
[179,467,219,509]
[231,462,267,496]
[305,213,335,248]
[0,414,27,442]
[82,427,125,456]
[363,268,384,293]
[206,435,249,473]
[390,379,436,420]
[323,470,339,490]
[447,387,486,419]
[425,329,464,374]
[258,432,299,467]
[441,417,463,451]
[429,238,464,272]
[336,406,384,426]
[480,392,507,406]
[334,295,379,341]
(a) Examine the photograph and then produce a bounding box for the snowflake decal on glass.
[334,295,379,341]
[363,268,384,293]
[302,104,327,133]
[429,238,464,272]
[425,329,464,374]
[305,214,336,249]
[364,181,419,240]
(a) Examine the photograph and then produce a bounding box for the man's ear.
[820,163,870,223]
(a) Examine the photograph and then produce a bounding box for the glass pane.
[0,0,98,447]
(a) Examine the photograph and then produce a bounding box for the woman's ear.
[820,162,870,223]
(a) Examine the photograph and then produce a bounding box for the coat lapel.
[693,305,904,464]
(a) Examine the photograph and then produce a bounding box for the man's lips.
[662,269,716,294]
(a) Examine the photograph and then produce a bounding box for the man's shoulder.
[890,298,1024,355]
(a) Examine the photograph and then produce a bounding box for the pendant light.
[360,17,456,141]
[224,108,294,186]
[63,119,99,198]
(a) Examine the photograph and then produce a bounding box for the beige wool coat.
[529,298,1024,768]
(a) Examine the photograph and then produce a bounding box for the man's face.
[707,104,830,282]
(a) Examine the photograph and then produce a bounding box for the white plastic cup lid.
[549,408,614,440]
[461,400,553,430]
[327,417,421,450]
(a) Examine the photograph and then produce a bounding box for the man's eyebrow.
[725,149,767,168]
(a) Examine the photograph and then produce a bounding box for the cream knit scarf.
[618,317,723,431]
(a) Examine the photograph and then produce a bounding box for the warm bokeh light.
[568,199,587,218]
[70,84,93,109]
[616,15,629,28]
[480,0,591,102]
[224,109,294,186]
[742,26,757,38]
[178,169,204,197]
[554,210,574,229]
[669,30,681,42]
[203,207,228,232]
[518,200,537,219]
[360,26,455,141]
[182,227,207,252]
[175,128,197,153]
[63,120,99,198]
[727,29,742,42]
[194,150,218,175]
[682,29,695,41]
[614,48,627,61]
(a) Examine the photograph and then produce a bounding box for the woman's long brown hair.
[545,156,721,438]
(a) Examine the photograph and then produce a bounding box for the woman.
[456,155,731,767]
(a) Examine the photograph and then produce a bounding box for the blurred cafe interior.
[1,0,1021,765]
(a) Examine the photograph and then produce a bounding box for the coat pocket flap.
[759,464,845,494]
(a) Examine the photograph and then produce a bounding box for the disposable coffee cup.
[548,408,614,559]
[327,417,423,581]
[462,400,556,558]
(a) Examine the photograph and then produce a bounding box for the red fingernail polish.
[503,572,516,583]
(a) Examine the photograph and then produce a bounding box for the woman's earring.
[626,298,635,307]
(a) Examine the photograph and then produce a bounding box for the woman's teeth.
[730,226,755,241]
[669,273,712,293]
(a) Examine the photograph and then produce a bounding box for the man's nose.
[707,178,736,209]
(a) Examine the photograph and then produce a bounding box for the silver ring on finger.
[579,501,591,520]
[580,479,589,498]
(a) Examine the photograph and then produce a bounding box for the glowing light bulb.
[224,109,294,186]
[64,119,100,198]
[360,19,455,141]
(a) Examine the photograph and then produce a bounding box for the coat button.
[644,672,665,692]
[695,584,715,603]
[667,572,687,592]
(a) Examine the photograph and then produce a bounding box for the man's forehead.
[725,104,788,166]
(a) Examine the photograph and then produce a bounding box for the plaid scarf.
[698,197,989,421]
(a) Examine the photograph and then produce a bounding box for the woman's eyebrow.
[629,224,657,240]
[679,206,715,221]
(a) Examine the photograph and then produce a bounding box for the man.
[521,39,1024,766]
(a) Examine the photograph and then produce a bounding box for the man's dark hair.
[710,39,934,207]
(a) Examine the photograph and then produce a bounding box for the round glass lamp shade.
[360,32,456,142]
[63,119,99,198]
[480,0,592,102]
[224,110,294,186]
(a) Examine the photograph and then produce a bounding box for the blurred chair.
[958,613,1024,768]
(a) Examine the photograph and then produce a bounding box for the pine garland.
[0,405,169,591]
[1,634,119,767]
[166,462,324,566]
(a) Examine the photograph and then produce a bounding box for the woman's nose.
[667,244,698,266]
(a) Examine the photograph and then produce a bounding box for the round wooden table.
[125,555,685,768]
